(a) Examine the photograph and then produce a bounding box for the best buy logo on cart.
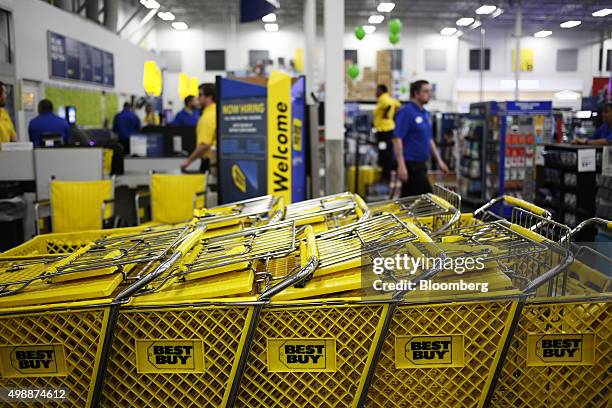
[0,344,67,378]
[135,339,205,373]
[267,338,336,372]
[395,335,464,368]
[527,333,595,366]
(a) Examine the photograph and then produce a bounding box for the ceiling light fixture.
[534,30,552,38]
[264,23,279,32]
[262,13,276,22]
[456,17,475,26]
[491,8,503,18]
[363,25,376,34]
[377,2,395,12]
[368,15,385,24]
[592,8,612,17]
[140,0,160,9]
[470,20,482,29]
[157,11,175,21]
[171,21,188,30]
[475,4,497,14]
[554,90,581,100]
[440,27,457,36]
[560,20,581,28]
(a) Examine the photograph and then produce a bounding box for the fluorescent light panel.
[262,13,276,22]
[140,0,160,9]
[368,15,384,24]
[475,4,497,14]
[172,21,188,30]
[264,23,279,32]
[157,11,175,21]
[592,8,612,17]
[440,27,457,36]
[560,20,581,28]
[554,90,580,100]
[456,17,475,26]
[534,30,552,38]
[377,2,395,12]
[363,25,376,34]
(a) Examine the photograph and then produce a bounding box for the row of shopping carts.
[0,186,609,407]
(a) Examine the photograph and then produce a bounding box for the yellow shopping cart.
[95,220,319,407]
[0,225,197,407]
[233,215,444,408]
[360,208,573,408]
[488,217,611,407]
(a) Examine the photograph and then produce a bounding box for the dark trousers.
[400,160,432,197]
[376,130,395,181]
[118,138,130,156]
[199,158,210,173]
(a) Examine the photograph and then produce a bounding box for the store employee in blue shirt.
[171,95,200,127]
[392,80,448,196]
[112,102,141,154]
[572,102,612,145]
[28,99,71,146]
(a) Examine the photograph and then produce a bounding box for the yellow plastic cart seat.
[151,173,207,224]
[51,179,114,233]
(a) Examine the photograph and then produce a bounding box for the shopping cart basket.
[0,225,197,408]
[0,226,145,258]
[360,208,573,408]
[368,184,462,235]
[95,220,320,407]
[282,192,370,232]
[488,217,611,407]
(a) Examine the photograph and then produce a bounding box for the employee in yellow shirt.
[373,84,401,182]
[0,81,17,143]
[144,104,160,126]
[181,83,216,173]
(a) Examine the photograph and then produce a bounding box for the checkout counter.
[0,125,211,245]
[0,147,106,247]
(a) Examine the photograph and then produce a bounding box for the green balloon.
[389,32,400,45]
[401,85,408,94]
[389,18,402,34]
[347,64,359,79]
[354,26,365,40]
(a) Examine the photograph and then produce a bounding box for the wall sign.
[217,74,306,204]
[577,149,596,172]
[48,31,115,87]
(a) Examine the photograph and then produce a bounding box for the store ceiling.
[146,0,612,32]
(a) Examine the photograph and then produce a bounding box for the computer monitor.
[65,106,77,125]
[40,132,64,147]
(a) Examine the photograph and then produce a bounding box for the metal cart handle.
[258,225,319,301]
[474,195,551,219]
[570,217,612,237]
[114,228,204,301]
[268,197,286,224]
[354,194,371,221]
